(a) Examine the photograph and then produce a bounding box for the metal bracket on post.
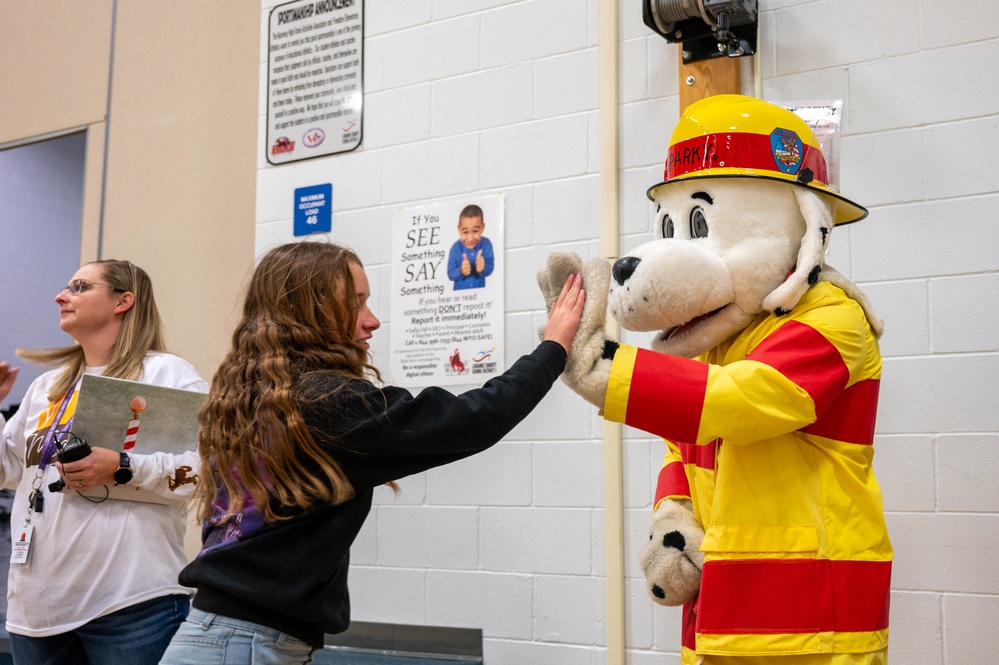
[643,0,758,64]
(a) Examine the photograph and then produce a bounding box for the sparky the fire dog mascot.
[538,95,891,664]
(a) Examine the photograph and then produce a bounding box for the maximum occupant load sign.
[266,0,363,164]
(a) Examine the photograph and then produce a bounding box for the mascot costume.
[538,95,891,664]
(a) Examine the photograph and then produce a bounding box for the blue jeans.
[9,593,189,665]
[158,608,315,665]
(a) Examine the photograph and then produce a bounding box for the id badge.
[11,524,33,565]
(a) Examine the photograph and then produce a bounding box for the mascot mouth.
[660,305,728,342]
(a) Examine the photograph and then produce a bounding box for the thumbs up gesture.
[460,252,472,276]
[475,250,485,274]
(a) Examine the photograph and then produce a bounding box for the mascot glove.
[536,252,614,409]
[640,498,705,606]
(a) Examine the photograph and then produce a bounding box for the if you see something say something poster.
[389,195,504,387]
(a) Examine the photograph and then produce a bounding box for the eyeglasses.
[62,279,126,296]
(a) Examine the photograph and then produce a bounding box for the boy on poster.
[447,205,494,290]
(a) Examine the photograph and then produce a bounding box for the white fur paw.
[639,499,704,606]
[560,256,614,407]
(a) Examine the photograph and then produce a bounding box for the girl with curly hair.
[160,241,583,664]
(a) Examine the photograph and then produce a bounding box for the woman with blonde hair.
[0,259,207,665]
[159,241,584,664]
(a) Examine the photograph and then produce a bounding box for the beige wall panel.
[0,1,113,144]
[100,0,259,380]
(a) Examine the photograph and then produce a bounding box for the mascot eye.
[690,208,709,238]
[661,214,675,239]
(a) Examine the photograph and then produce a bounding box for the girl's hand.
[542,273,585,355]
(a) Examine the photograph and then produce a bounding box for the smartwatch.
[113,452,133,486]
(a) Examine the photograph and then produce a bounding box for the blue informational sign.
[294,184,332,236]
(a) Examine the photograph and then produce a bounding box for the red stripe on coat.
[802,378,880,445]
[655,461,691,505]
[682,600,697,651]
[679,441,717,470]
[746,321,849,417]
[697,558,891,634]
[627,349,709,444]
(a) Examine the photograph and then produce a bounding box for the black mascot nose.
[612,256,641,286]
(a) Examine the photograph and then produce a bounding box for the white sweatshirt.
[0,352,207,636]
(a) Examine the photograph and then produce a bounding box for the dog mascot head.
[610,94,882,360]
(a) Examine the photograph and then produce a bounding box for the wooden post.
[599,2,625,663]
[678,45,741,112]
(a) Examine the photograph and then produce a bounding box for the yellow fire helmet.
[647,94,868,225]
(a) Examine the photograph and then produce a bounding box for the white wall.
[255,1,999,663]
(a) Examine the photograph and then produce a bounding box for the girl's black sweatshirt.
[179,341,567,648]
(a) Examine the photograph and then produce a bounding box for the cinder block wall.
[255,1,999,663]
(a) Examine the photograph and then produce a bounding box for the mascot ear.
[762,187,886,338]
[762,187,833,316]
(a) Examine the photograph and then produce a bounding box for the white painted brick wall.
[850,196,999,281]
[480,115,590,189]
[364,0,431,37]
[425,442,533,506]
[432,65,534,134]
[888,514,999,594]
[535,50,599,118]
[376,505,480,569]
[775,0,919,75]
[480,0,590,69]
[533,574,605,644]
[936,434,999,511]
[887,591,942,665]
[426,570,534,638]
[931,274,999,353]
[479,507,593,575]
[256,0,999,661]
[348,565,427,624]
[382,16,480,89]
[943,594,999,663]
[362,85,431,150]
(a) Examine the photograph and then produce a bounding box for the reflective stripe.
[627,348,708,444]
[697,559,891,635]
[654,461,690,507]
[747,320,849,417]
[679,440,717,470]
[606,345,708,444]
[682,600,697,651]
[803,378,880,445]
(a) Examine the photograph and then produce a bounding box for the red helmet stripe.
[664,132,829,186]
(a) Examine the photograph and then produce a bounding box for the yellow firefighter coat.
[605,282,892,661]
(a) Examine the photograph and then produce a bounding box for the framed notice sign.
[267,0,363,164]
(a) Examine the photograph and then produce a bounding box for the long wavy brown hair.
[18,260,166,400]
[197,242,378,524]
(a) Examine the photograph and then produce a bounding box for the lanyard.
[37,382,78,471]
